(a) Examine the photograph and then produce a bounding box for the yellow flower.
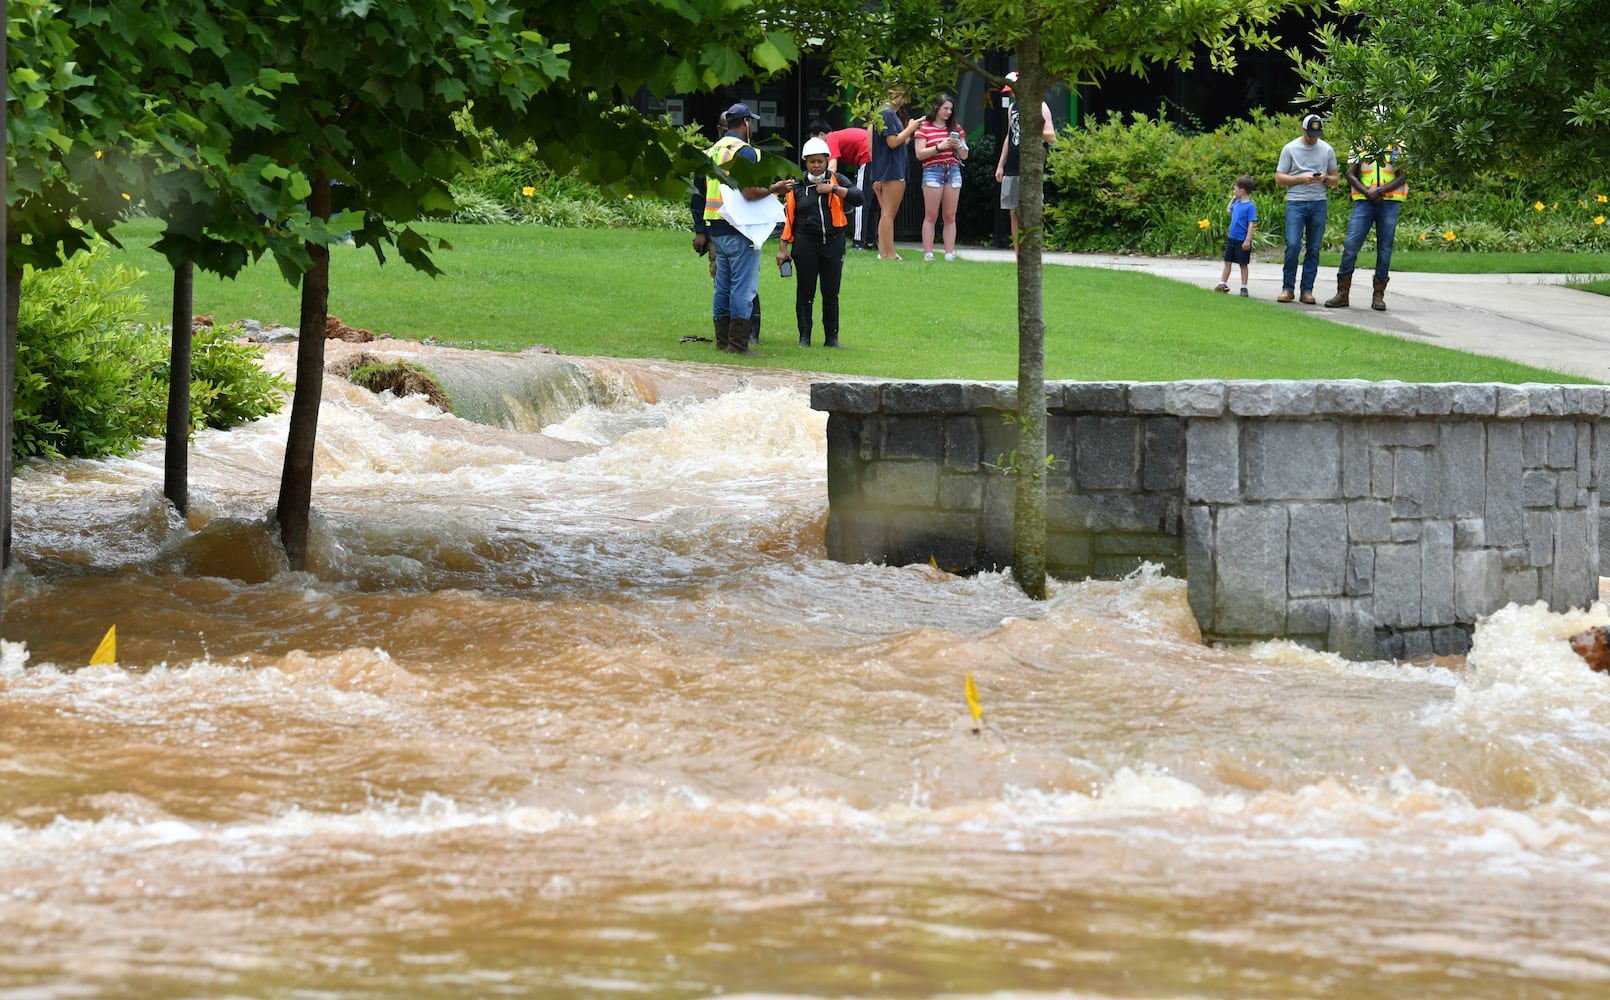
[1418,233,1427,241]
[1534,201,1545,211]
[1597,216,1607,226]
[1442,230,1456,242]
[521,186,535,197]
[1598,194,1608,203]
[94,150,103,159]
[1553,203,1559,209]
[626,194,634,200]
[1197,218,1211,229]
[120,192,131,201]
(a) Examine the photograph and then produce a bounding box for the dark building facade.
[670,15,1318,244]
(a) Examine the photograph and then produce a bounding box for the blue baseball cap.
[725,103,758,122]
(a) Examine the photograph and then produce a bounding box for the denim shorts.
[922,162,962,189]
[1222,237,1252,265]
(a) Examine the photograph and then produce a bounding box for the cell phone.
[1311,171,1323,177]
[779,260,793,277]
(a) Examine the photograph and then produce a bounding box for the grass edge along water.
[101,217,1588,385]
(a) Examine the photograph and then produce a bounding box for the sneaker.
[1239,287,1249,297]
[944,252,956,261]
[923,252,935,262]
[1214,282,1230,293]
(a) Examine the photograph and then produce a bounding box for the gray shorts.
[1000,175,1020,210]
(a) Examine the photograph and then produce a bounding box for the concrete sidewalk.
[949,246,1610,383]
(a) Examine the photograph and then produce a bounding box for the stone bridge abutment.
[811,380,1605,660]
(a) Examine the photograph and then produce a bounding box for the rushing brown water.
[5,343,1610,998]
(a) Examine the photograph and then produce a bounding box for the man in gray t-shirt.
[1274,113,1339,303]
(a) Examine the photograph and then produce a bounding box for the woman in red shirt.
[913,94,968,261]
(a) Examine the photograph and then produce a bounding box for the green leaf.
[753,32,798,74]
[752,38,788,74]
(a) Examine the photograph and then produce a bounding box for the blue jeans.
[1337,199,1402,284]
[711,231,760,322]
[1282,199,1328,293]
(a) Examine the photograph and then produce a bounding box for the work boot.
[1324,274,1352,308]
[1371,276,1388,311]
[1299,291,1317,305]
[1277,289,1295,303]
[726,317,754,355]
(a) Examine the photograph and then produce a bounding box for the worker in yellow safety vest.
[690,103,790,354]
[1325,137,1408,312]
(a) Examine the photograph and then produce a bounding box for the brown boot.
[1277,289,1295,303]
[1371,276,1388,311]
[725,317,754,355]
[1324,274,1352,308]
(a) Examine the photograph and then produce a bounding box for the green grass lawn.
[106,217,1585,384]
[1316,248,1610,276]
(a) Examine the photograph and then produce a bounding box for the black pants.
[793,237,845,341]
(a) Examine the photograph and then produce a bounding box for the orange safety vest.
[781,181,849,243]
[1353,143,1407,201]
[703,136,750,221]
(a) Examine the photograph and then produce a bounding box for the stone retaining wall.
[810,380,1606,660]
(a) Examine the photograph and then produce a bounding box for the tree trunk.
[277,173,332,571]
[3,258,18,576]
[1010,31,1049,600]
[165,259,194,516]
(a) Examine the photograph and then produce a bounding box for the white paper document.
[717,185,785,249]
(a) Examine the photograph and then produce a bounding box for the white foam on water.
[1412,603,1610,796]
[571,385,825,483]
[3,754,1606,878]
[0,646,420,719]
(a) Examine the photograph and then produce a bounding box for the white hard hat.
[801,137,831,159]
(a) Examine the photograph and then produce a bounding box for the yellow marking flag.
[964,673,983,729]
[89,625,117,666]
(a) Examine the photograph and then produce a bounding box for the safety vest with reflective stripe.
[781,180,849,244]
[704,136,750,221]
[1352,143,1407,201]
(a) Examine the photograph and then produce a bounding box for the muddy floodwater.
[4,343,1610,998]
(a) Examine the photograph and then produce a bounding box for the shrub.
[16,241,289,462]
[447,115,688,231]
[1046,109,1296,255]
[1041,110,1610,258]
[444,185,515,225]
[957,131,999,244]
[189,324,291,430]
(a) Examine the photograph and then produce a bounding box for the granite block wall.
[811,379,1607,661]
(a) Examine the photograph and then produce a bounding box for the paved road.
[952,247,1610,382]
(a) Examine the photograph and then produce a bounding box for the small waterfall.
[390,351,653,431]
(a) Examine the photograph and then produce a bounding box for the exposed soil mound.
[325,314,375,343]
[335,354,452,412]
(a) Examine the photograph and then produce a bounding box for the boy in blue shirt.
[1215,174,1258,297]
